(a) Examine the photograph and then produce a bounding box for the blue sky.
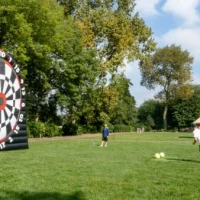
[124,0,200,107]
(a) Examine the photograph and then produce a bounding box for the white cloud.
[134,0,161,16]
[162,0,200,26]
[158,27,200,62]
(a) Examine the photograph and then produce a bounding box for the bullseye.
[0,93,6,110]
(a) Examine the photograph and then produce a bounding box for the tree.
[139,44,194,130]
[53,46,100,126]
[146,115,155,127]
[59,0,156,73]
[172,85,200,129]
[0,0,155,131]
[58,0,155,128]
[0,0,100,123]
[109,73,137,126]
[0,0,64,120]
[77,73,137,130]
[138,99,163,130]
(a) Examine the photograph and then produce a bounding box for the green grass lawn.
[0,132,199,200]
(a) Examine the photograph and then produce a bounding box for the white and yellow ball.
[160,152,165,158]
[155,153,160,159]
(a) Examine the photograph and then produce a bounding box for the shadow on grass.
[0,190,86,200]
[179,136,193,139]
[165,157,200,163]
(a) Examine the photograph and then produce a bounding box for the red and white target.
[0,49,28,150]
[0,60,22,142]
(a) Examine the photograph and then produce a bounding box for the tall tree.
[58,0,156,127]
[59,0,156,73]
[78,73,137,129]
[139,44,194,130]
[52,45,100,125]
[0,0,63,120]
[0,0,100,123]
[109,73,137,126]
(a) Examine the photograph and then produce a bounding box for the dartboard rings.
[0,49,28,150]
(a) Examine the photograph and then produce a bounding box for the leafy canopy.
[139,44,194,130]
[60,0,156,73]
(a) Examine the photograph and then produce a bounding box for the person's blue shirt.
[102,127,109,137]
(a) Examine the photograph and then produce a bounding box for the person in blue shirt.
[100,124,109,147]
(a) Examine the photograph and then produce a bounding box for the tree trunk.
[163,105,168,131]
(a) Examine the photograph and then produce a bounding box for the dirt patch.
[28,133,102,142]
[28,132,124,142]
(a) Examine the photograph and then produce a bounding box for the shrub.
[107,123,114,133]
[27,121,45,138]
[113,125,131,132]
[27,121,63,138]
[144,126,152,132]
[44,122,62,137]
[86,125,98,133]
[62,123,82,136]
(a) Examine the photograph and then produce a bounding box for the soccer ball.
[160,152,165,158]
[155,153,160,159]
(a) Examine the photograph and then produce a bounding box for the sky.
[124,0,200,107]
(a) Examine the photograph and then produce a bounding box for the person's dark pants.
[102,136,108,142]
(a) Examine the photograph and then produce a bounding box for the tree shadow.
[0,190,86,200]
[179,136,193,139]
[166,157,200,163]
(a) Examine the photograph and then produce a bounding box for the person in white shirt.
[193,125,200,151]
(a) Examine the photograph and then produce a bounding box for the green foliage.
[39,97,64,125]
[140,44,193,92]
[44,122,62,137]
[0,0,154,130]
[172,85,200,128]
[62,123,83,135]
[60,0,156,73]
[144,126,152,132]
[140,44,194,130]
[27,121,45,138]
[146,115,155,127]
[113,124,132,132]
[107,123,114,133]
[138,99,163,129]
[27,121,62,138]
[60,0,136,16]
[109,73,137,126]
[85,125,99,133]
[0,0,69,121]
[54,47,100,125]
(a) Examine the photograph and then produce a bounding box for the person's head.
[104,124,107,127]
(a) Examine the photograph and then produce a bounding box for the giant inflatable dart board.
[0,49,28,150]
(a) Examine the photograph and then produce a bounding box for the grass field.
[0,132,200,200]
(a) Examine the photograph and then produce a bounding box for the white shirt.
[193,128,200,140]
